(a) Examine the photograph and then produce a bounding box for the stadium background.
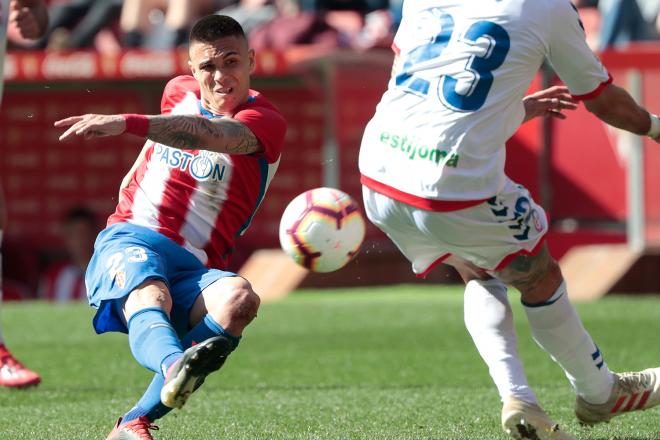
[3,3,660,439]
[3,44,660,297]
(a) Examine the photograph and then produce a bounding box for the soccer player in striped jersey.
[0,0,47,389]
[359,1,660,439]
[55,15,286,440]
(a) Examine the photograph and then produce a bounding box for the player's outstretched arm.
[583,83,660,142]
[54,113,263,155]
[522,86,578,123]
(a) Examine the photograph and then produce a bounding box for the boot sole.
[160,336,232,409]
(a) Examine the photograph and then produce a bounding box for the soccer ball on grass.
[279,187,366,273]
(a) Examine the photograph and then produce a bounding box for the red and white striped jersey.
[108,75,287,269]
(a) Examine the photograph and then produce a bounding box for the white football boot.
[502,397,576,440]
[576,367,660,425]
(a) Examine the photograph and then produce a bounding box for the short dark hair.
[189,15,246,45]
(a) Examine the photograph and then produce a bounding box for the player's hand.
[522,86,578,123]
[54,114,127,141]
[9,0,47,40]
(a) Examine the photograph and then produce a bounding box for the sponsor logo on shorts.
[531,210,543,232]
[105,247,149,289]
[488,194,544,241]
[379,130,459,167]
[115,271,126,289]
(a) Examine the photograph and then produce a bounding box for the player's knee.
[543,258,564,292]
[125,279,173,316]
[207,277,260,328]
[517,257,564,304]
[224,279,260,324]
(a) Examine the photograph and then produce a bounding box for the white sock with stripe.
[523,281,613,404]
[464,279,538,404]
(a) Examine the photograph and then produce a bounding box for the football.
[279,187,366,273]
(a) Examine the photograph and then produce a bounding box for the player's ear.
[188,60,198,78]
[248,48,255,74]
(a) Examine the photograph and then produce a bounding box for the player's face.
[189,35,255,116]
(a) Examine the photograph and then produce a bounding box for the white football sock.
[464,279,538,404]
[523,281,613,404]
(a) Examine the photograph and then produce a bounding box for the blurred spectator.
[30,0,123,50]
[5,0,49,48]
[597,0,659,50]
[120,0,227,49]
[215,0,277,36]
[249,0,343,50]
[388,0,402,32]
[635,0,660,37]
[299,0,386,13]
[353,7,392,50]
[572,0,601,49]
[300,0,394,50]
[574,0,660,51]
[38,206,98,303]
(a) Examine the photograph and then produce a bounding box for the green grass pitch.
[1,285,660,439]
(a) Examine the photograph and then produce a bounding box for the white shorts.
[362,178,548,277]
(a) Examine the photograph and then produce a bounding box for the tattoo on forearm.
[147,115,209,149]
[147,115,261,154]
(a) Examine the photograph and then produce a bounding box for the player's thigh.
[362,186,447,275]
[413,179,549,273]
[122,279,173,320]
[86,223,171,333]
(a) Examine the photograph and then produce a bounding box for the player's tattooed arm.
[55,113,264,155]
[146,115,263,155]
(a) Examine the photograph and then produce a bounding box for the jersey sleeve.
[546,2,612,99]
[234,105,287,164]
[160,75,200,114]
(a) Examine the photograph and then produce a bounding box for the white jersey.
[359,0,610,208]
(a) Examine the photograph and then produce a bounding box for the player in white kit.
[359,1,660,439]
[0,0,47,388]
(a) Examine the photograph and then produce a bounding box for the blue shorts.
[85,222,236,336]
